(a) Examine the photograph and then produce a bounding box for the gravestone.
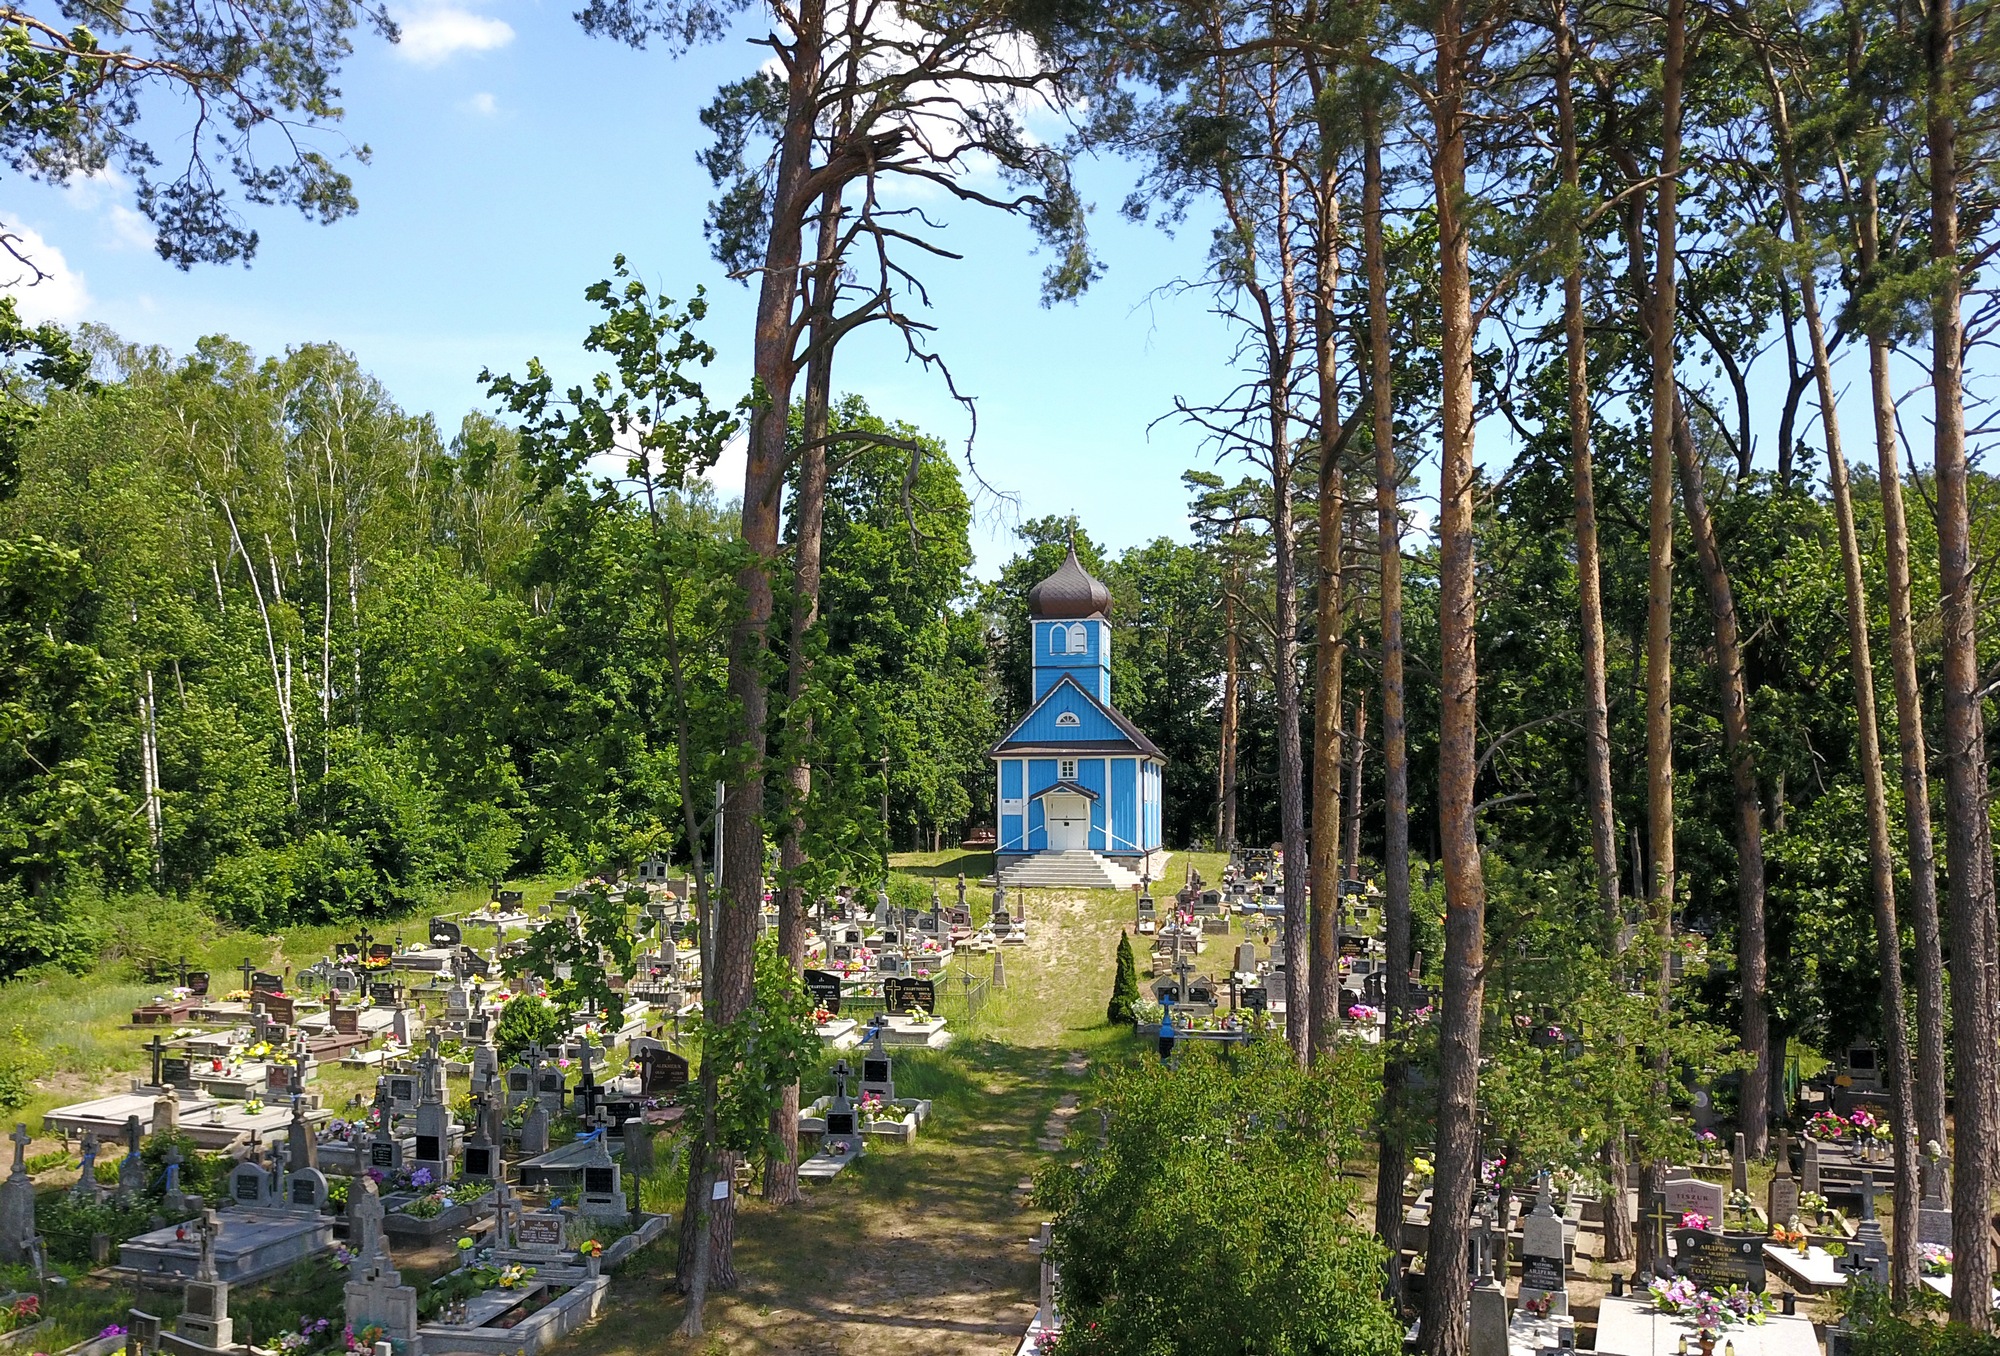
[1841,1171,1892,1288]
[117,1115,146,1201]
[513,1211,564,1255]
[177,1214,233,1349]
[251,972,282,996]
[429,918,461,948]
[368,982,399,1008]
[638,1048,689,1097]
[287,1168,328,1214]
[520,1100,550,1157]
[1,1124,34,1265]
[1234,943,1257,974]
[1920,1172,1953,1247]
[347,1177,385,1260]
[505,1064,532,1110]
[1518,1180,1568,1314]
[228,1160,272,1209]
[824,1060,860,1140]
[579,1135,626,1218]
[1802,1137,1821,1195]
[72,1132,103,1202]
[462,1107,497,1184]
[390,1007,419,1048]
[330,1007,360,1038]
[386,1073,417,1115]
[860,1026,895,1101]
[162,1054,195,1091]
[803,969,843,1015]
[883,977,936,1017]
[1768,1130,1800,1226]
[1662,1175,1725,1229]
[342,1233,418,1352]
[162,1143,188,1216]
[536,1068,566,1114]
[413,1097,452,1184]
[1671,1227,1766,1293]
[1732,1132,1749,1193]
[367,1092,402,1176]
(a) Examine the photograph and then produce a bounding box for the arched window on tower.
[1050,625,1068,656]
[1067,622,1088,654]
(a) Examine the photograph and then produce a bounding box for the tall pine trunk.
[767,182,843,1209]
[1556,2,1629,1261]
[1927,0,1997,1320]
[703,0,829,1295]
[1420,8,1486,1347]
[1634,0,1685,1279]
[1310,311,1345,1058]
[1762,65,1916,1294]
[1218,559,1242,848]
[1853,137,1948,1158]
[1363,103,1414,1296]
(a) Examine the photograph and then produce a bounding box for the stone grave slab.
[1592,1297,1817,1356]
[119,1210,333,1283]
[1761,1242,1846,1291]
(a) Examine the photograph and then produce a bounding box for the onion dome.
[1028,544,1112,619]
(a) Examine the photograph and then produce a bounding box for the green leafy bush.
[495,993,563,1063]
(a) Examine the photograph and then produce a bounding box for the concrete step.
[998,851,1144,891]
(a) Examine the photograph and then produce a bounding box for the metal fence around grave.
[840,971,989,1029]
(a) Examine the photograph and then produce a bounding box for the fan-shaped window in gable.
[1055,712,1081,728]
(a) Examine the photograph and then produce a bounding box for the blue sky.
[5,3,1248,577]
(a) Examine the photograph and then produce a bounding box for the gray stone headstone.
[287,1168,328,1213]
[227,1161,271,1209]
[1,1124,35,1265]
[520,1100,550,1157]
[1919,1175,1953,1247]
[72,1131,103,1201]
[1519,1182,1569,1314]
[1731,1132,1748,1193]
[1802,1138,1820,1195]
[348,1177,385,1261]
[577,1135,626,1219]
[343,1232,418,1349]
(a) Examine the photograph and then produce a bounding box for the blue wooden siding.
[1079,757,1107,850]
[1025,758,1057,850]
[1011,680,1127,745]
[1032,619,1111,703]
[1110,758,1136,850]
[1000,759,1024,849]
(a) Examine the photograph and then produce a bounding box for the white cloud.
[393,6,514,65]
[462,91,499,116]
[0,222,91,324]
[62,171,154,251]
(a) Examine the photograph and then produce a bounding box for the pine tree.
[1109,932,1140,1026]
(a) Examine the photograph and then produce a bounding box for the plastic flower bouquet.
[1921,1243,1954,1275]
[1681,1211,1714,1233]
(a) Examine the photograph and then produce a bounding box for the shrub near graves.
[495,993,563,1063]
[1035,1039,1399,1356]
[1107,933,1138,1026]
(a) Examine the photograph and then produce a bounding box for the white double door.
[1044,793,1091,850]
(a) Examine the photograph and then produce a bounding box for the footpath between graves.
[565,851,1214,1355]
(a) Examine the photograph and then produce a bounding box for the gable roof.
[990,674,1165,761]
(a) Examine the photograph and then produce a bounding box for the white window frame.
[1055,711,1081,727]
[1067,622,1088,653]
[1059,758,1078,781]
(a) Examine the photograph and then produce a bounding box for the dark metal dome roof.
[1028,544,1112,619]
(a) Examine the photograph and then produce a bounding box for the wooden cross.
[177,956,189,988]
[145,1035,167,1088]
[238,958,256,994]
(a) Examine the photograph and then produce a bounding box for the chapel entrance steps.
[996,850,1145,891]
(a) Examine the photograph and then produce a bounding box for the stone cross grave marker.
[1,1124,33,1265]
[1768,1129,1799,1225]
[1519,1178,1569,1314]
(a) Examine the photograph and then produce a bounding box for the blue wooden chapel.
[991,544,1166,868]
